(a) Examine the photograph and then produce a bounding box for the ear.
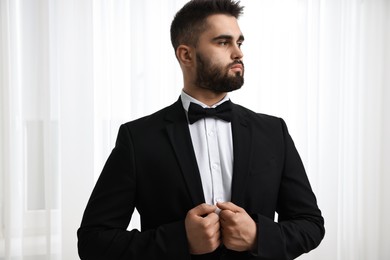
[176,45,194,66]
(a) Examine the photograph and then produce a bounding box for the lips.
[230,64,243,70]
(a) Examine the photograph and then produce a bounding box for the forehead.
[202,14,242,39]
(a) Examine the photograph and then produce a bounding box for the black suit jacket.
[77,98,325,260]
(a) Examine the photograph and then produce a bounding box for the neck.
[183,87,227,106]
[183,88,226,106]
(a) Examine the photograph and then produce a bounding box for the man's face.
[194,14,245,93]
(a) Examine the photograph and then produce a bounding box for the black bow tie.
[187,100,233,124]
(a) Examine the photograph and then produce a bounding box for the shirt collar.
[180,90,230,112]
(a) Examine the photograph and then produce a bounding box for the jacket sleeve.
[77,124,191,260]
[253,118,325,259]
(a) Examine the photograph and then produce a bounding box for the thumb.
[216,201,242,212]
[189,203,217,217]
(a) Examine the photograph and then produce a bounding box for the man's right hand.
[185,203,221,255]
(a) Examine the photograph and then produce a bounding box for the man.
[77,0,325,259]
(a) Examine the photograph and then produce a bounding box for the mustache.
[228,60,244,68]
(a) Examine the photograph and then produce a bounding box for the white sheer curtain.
[0,0,389,259]
[1,0,62,259]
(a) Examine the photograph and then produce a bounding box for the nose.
[231,43,243,60]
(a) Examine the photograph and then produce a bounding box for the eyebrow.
[212,34,245,42]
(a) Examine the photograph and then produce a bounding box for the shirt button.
[208,131,214,137]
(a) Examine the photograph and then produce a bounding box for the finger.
[205,212,220,225]
[211,231,222,250]
[212,219,220,233]
[205,220,221,241]
[219,207,235,217]
[189,203,217,217]
[219,209,236,224]
[216,201,242,212]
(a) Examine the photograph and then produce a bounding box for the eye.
[237,41,243,48]
[219,41,229,46]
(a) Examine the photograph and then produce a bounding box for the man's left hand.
[217,202,257,252]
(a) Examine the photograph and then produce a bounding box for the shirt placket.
[205,118,224,204]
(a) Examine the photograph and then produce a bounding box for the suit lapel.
[230,103,253,206]
[164,99,205,206]
[163,99,253,207]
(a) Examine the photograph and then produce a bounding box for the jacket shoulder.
[233,103,284,127]
[122,99,183,129]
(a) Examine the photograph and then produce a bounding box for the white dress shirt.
[180,91,234,205]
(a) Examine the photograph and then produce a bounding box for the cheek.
[197,48,230,72]
[205,48,228,65]
[209,56,229,71]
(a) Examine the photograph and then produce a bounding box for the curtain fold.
[1,0,61,259]
[0,0,389,259]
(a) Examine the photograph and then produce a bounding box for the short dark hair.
[170,0,244,53]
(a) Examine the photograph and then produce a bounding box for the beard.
[195,52,244,93]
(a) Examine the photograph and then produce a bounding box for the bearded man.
[78,0,325,259]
